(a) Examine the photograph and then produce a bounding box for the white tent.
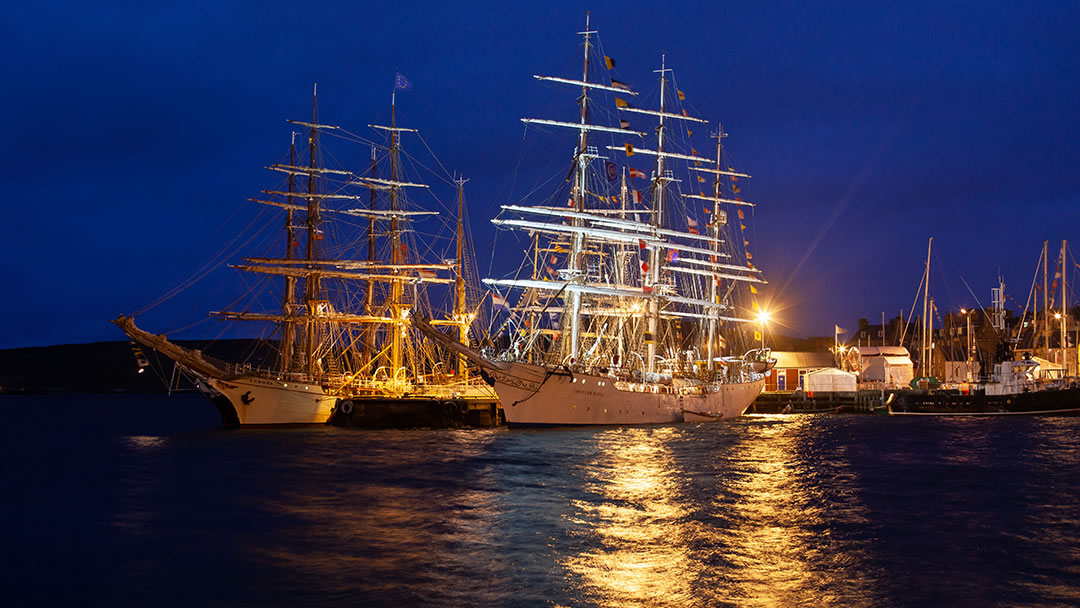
[857,346,914,387]
[804,367,857,393]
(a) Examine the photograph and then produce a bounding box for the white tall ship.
[116,86,495,425]
[417,19,772,427]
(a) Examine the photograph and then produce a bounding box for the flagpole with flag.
[835,324,848,363]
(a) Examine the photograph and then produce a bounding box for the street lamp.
[756,310,771,349]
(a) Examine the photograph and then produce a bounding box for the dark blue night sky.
[4,1,1079,349]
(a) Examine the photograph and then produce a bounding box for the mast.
[922,237,932,378]
[280,132,298,372]
[617,168,628,368]
[565,11,595,366]
[706,124,726,368]
[364,145,377,365]
[304,84,321,378]
[455,176,469,379]
[529,232,539,364]
[646,55,672,374]
[388,89,406,378]
[1062,240,1068,370]
[1043,240,1049,353]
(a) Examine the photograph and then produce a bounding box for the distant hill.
[0,339,277,394]
[1,332,835,395]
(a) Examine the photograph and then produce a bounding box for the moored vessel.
[116,85,496,426]
[891,241,1080,416]
[416,16,770,427]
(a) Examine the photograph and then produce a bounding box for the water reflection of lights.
[125,435,168,450]
[255,430,508,605]
[563,427,695,607]
[560,418,880,607]
[718,416,877,607]
[113,435,169,536]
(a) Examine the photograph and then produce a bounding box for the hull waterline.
[488,361,764,427]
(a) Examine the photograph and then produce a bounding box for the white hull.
[204,376,336,425]
[489,362,764,427]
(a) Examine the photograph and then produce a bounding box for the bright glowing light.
[960,308,967,314]
[1055,312,1062,319]
[757,310,771,324]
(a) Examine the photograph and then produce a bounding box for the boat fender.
[457,401,469,415]
[443,401,458,416]
[340,400,354,416]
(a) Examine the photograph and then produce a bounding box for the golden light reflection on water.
[722,416,819,606]
[563,426,696,607]
[718,415,876,607]
[563,417,879,607]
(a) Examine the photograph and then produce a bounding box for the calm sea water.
[2,393,1079,607]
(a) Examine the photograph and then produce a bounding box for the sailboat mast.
[455,176,469,379]
[364,145,377,364]
[280,133,298,372]
[1061,240,1067,370]
[646,55,670,374]
[566,12,594,365]
[389,90,404,376]
[1043,240,1049,352]
[923,237,932,378]
[305,85,321,377]
[617,168,628,368]
[530,233,540,364]
[706,124,725,368]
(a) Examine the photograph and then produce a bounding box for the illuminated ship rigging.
[116,85,495,425]
[416,16,774,426]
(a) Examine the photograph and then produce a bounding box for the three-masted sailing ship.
[416,20,772,426]
[116,86,496,426]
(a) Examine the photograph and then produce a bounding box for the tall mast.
[364,145,378,365]
[1043,240,1049,353]
[1062,240,1068,370]
[922,237,932,378]
[617,168,628,368]
[280,132,299,372]
[706,124,726,368]
[305,84,321,377]
[646,55,671,374]
[565,11,595,365]
[455,176,469,379]
[389,88,403,377]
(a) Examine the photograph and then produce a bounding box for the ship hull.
[326,393,501,428]
[202,376,336,425]
[489,362,764,427]
[890,386,1080,416]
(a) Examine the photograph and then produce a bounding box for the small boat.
[682,408,727,422]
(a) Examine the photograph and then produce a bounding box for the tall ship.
[116,85,496,426]
[416,19,772,426]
